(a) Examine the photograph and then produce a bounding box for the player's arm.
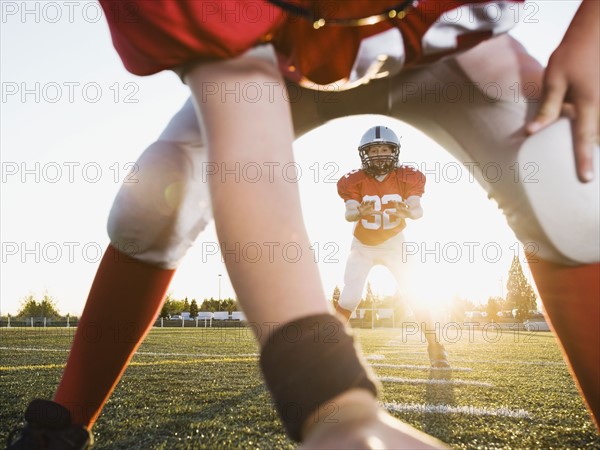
[345,200,361,222]
[344,200,380,222]
[387,196,423,220]
[404,195,423,220]
[526,0,599,183]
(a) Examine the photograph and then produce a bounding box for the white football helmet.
[358,126,401,176]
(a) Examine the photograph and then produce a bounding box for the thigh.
[343,246,374,285]
[391,35,598,265]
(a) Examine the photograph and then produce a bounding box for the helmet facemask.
[359,144,400,176]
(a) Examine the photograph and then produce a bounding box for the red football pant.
[529,258,600,429]
[53,245,174,428]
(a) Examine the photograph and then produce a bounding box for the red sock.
[528,258,600,429]
[53,245,175,428]
[334,303,352,322]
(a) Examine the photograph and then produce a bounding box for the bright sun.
[365,264,454,311]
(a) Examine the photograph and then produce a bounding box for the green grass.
[1,326,598,449]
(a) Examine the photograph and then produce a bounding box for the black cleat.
[7,399,92,450]
[428,343,450,369]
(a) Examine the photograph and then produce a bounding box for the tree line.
[158,295,239,319]
[12,257,537,322]
[12,294,64,319]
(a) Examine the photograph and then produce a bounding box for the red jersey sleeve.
[98,0,284,75]
[337,172,362,203]
[403,168,426,198]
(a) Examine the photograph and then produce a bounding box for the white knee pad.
[107,139,212,269]
[517,118,599,264]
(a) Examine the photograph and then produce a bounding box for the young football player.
[335,125,450,368]
[8,0,598,448]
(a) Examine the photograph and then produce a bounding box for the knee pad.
[107,139,212,269]
[517,118,599,264]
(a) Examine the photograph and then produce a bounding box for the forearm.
[185,50,329,345]
[404,195,423,220]
[405,196,423,220]
[345,201,361,222]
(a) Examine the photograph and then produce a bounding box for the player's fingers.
[527,73,568,134]
[572,103,599,182]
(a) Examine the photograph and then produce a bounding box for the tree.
[221,298,238,313]
[486,296,501,322]
[17,295,38,317]
[159,301,170,319]
[39,294,60,318]
[506,256,538,321]
[183,297,190,312]
[201,297,218,312]
[331,286,341,308]
[365,282,374,307]
[160,294,185,318]
[16,294,61,318]
[189,299,199,318]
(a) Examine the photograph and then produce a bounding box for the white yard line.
[380,353,565,366]
[136,351,258,358]
[0,347,67,352]
[371,363,472,372]
[384,402,531,419]
[378,376,493,387]
[0,347,258,358]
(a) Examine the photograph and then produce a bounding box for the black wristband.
[259,314,379,442]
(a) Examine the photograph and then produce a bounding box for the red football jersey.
[99,0,524,84]
[337,167,426,246]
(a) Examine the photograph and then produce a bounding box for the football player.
[8,1,598,449]
[336,125,450,368]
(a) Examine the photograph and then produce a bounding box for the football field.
[1,326,599,449]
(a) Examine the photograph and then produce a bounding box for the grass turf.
[1,326,598,449]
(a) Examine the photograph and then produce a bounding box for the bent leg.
[528,259,600,428]
[338,245,374,321]
[53,247,175,428]
[54,99,211,428]
[385,34,599,424]
[289,35,598,419]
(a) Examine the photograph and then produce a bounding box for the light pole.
[499,277,504,299]
[218,274,222,302]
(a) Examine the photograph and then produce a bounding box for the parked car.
[231,311,246,321]
[213,311,229,320]
[524,319,550,331]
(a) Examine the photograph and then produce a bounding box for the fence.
[0,313,541,331]
[154,311,246,328]
[0,317,77,328]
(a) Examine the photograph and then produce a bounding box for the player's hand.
[358,200,381,217]
[300,390,447,449]
[526,0,599,183]
[386,201,410,219]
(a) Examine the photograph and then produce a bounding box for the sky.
[0,1,582,316]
